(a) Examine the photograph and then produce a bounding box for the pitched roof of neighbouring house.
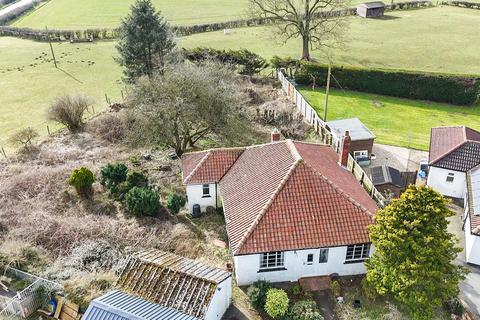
[181,148,245,184]
[429,126,480,172]
[326,118,376,142]
[467,167,480,236]
[82,290,199,320]
[116,250,231,319]
[217,140,378,255]
[370,165,404,188]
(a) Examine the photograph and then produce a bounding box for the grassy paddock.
[299,87,480,150]
[181,6,480,75]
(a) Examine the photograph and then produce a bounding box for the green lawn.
[13,0,250,29]
[181,6,480,75]
[0,37,122,149]
[299,87,480,150]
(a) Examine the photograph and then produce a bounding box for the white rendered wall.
[205,277,232,320]
[427,167,466,199]
[234,246,373,286]
[186,183,219,213]
[465,211,480,266]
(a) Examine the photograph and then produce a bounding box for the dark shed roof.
[370,165,404,188]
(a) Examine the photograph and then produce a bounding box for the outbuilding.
[356,2,385,18]
[370,165,407,198]
[465,166,480,266]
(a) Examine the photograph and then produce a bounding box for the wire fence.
[277,69,386,206]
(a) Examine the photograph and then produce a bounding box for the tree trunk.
[301,35,310,60]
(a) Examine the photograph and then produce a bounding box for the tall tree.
[365,185,468,320]
[126,61,251,156]
[248,0,348,60]
[116,0,175,81]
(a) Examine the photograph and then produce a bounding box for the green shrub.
[331,281,341,297]
[166,193,186,214]
[289,300,324,320]
[68,167,96,196]
[100,163,128,191]
[265,288,289,318]
[361,277,379,301]
[295,62,480,105]
[125,187,160,216]
[247,280,272,309]
[126,171,149,188]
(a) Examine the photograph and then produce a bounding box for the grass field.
[0,37,122,149]
[299,87,480,150]
[13,0,250,29]
[181,6,480,75]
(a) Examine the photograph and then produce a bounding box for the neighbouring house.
[370,165,412,198]
[356,2,385,18]
[464,166,480,266]
[326,118,376,165]
[82,250,232,320]
[182,134,378,286]
[427,126,480,201]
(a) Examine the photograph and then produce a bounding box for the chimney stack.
[271,128,281,143]
[339,131,351,167]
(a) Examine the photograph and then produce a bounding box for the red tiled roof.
[182,148,244,184]
[218,140,378,255]
[429,126,480,171]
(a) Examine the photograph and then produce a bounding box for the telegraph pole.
[46,26,57,68]
[324,64,331,121]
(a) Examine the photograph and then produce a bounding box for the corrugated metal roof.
[82,290,200,320]
[326,118,376,141]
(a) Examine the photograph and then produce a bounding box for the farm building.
[465,166,480,266]
[326,118,376,165]
[370,165,406,198]
[82,250,232,320]
[182,137,378,286]
[356,2,385,18]
[427,126,480,201]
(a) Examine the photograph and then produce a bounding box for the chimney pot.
[339,130,351,167]
[271,128,281,143]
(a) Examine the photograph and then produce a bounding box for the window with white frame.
[345,243,371,262]
[319,248,329,263]
[306,253,314,265]
[353,150,369,161]
[446,173,455,183]
[260,251,285,270]
[202,184,211,197]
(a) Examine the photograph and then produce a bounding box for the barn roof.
[326,118,376,141]
[82,290,199,320]
[116,250,231,319]
[467,166,480,236]
[429,126,480,172]
[358,1,385,8]
[370,165,404,188]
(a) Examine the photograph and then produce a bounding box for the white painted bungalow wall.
[465,207,480,266]
[427,167,466,199]
[186,183,220,213]
[233,246,373,286]
[204,277,232,320]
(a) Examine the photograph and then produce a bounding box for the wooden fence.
[277,69,386,206]
[0,267,62,319]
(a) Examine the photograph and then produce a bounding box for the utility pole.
[46,26,57,68]
[324,64,331,121]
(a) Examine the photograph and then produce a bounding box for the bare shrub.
[88,113,127,142]
[63,271,116,310]
[48,94,93,133]
[8,127,38,151]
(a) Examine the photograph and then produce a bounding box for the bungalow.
[427,126,480,201]
[326,118,376,165]
[465,167,480,266]
[82,250,232,320]
[182,134,378,286]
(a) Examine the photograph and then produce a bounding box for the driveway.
[0,0,36,20]
[448,204,480,318]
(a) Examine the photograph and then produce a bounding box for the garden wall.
[0,0,432,41]
[295,63,480,105]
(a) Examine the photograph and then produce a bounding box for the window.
[354,150,369,161]
[306,253,314,265]
[260,252,285,270]
[446,173,455,183]
[202,184,210,197]
[345,243,371,262]
[319,248,329,263]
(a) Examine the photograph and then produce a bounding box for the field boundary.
[0,0,432,42]
[441,1,480,9]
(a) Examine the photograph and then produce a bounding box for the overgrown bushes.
[125,187,160,217]
[247,280,273,309]
[265,288,289,318]
[166,193,186,214]
[48,94,93,132]
[289,300,324,320]
[295,62,480,105]
[69,167,95,197]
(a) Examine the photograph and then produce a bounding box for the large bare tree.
[249,0,348,60]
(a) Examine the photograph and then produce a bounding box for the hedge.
[295,62,480,105]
